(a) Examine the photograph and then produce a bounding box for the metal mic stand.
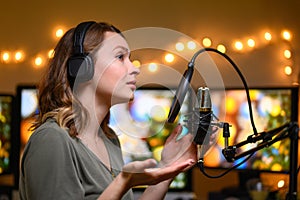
[221,122,299,200]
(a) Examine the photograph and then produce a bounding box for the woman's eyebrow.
[113,45,129,52]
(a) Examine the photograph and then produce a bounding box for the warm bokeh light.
[247,39,255,48]
[277,180,285,188]
[0,25,294,77]
[270,105,281,117]
[283,49,291,59]
[225,97,238,114]
[203,146,222,167]
[48,49,55,58]
[234,41,243,50]
[34,56,43,67]
[15,51,24,62]
[2,52,10,62]
[15,52,22,60]
[282,30,292,41]
[175,42,184,51]
[284,66,292,75]
[132,60,141,67]
[217,44,226,53]
[21,119,35,147]
[187,41,196,50]
[55,29,64,38]
[264,32,272,41]
[164,53,174,63]
[202,37,212,47]
[148,63,158,72]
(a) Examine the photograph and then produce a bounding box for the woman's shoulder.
[29,118,72,146]
[23,119,77,162]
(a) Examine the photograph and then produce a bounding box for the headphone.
[67,21,96,84]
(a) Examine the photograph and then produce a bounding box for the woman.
[19,21,197,200]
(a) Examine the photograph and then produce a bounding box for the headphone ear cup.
[67,55,94,82]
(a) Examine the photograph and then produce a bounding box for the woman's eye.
[116,54,125,61]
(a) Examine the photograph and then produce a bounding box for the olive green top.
[19,119,133,200]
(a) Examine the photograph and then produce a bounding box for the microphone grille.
[197,87,211,110]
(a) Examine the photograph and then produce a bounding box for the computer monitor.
[204,86,298,175]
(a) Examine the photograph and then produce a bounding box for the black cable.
[189,47,258,135]
[188,47,258,178]
[197,152,255,179]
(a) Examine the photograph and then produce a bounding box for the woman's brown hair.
[32,22,121,138]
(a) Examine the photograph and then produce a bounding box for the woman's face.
[93,31,140,106]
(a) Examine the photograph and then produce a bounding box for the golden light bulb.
[284,66,292,75]
[282,30,292,41]
[132,60,141,67]
[217,44,226,53]
[264,32,272,41]
[202,37,212,47]
[247,39,255,48]
[234,41,243,50]
[48,49,55,58]
[35,57,43,66]
[55,29,64,38]
[284,49,291,59]
[164,53,174,63]
[2,52,10,62]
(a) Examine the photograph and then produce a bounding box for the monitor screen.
[203,87,298,173]
[17,85,193,190]
[109,87,192,190]
[16,86,39,159]
[0,94,14,176]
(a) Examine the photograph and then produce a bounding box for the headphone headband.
[72,21,96,55]
[67,21,96,86]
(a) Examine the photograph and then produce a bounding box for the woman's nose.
[129,60,140,75]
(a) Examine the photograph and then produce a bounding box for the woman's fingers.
[122,159,157,173]
[165,124,182,143]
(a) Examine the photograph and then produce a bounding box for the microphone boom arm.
[222,122,298,162]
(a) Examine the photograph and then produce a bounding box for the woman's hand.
[120,157,195,189]
[160,124,197,169]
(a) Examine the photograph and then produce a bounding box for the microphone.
[193,87,212,159]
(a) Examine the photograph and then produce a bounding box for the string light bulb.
[234,41,243,51]
[2,52,10,62]
[48,49,55,58]
[264,32,272,41]
[34,56,43,68]
[284,66,292,75]
[247,39,255,48]
[15,51,24,62]
[164,53,175,63]
[282,30,292,41]
[217,44,226,53]
[132,60,141,67]
[55,28,64,38]
[202,37,212,47]
[284,49,291,59]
